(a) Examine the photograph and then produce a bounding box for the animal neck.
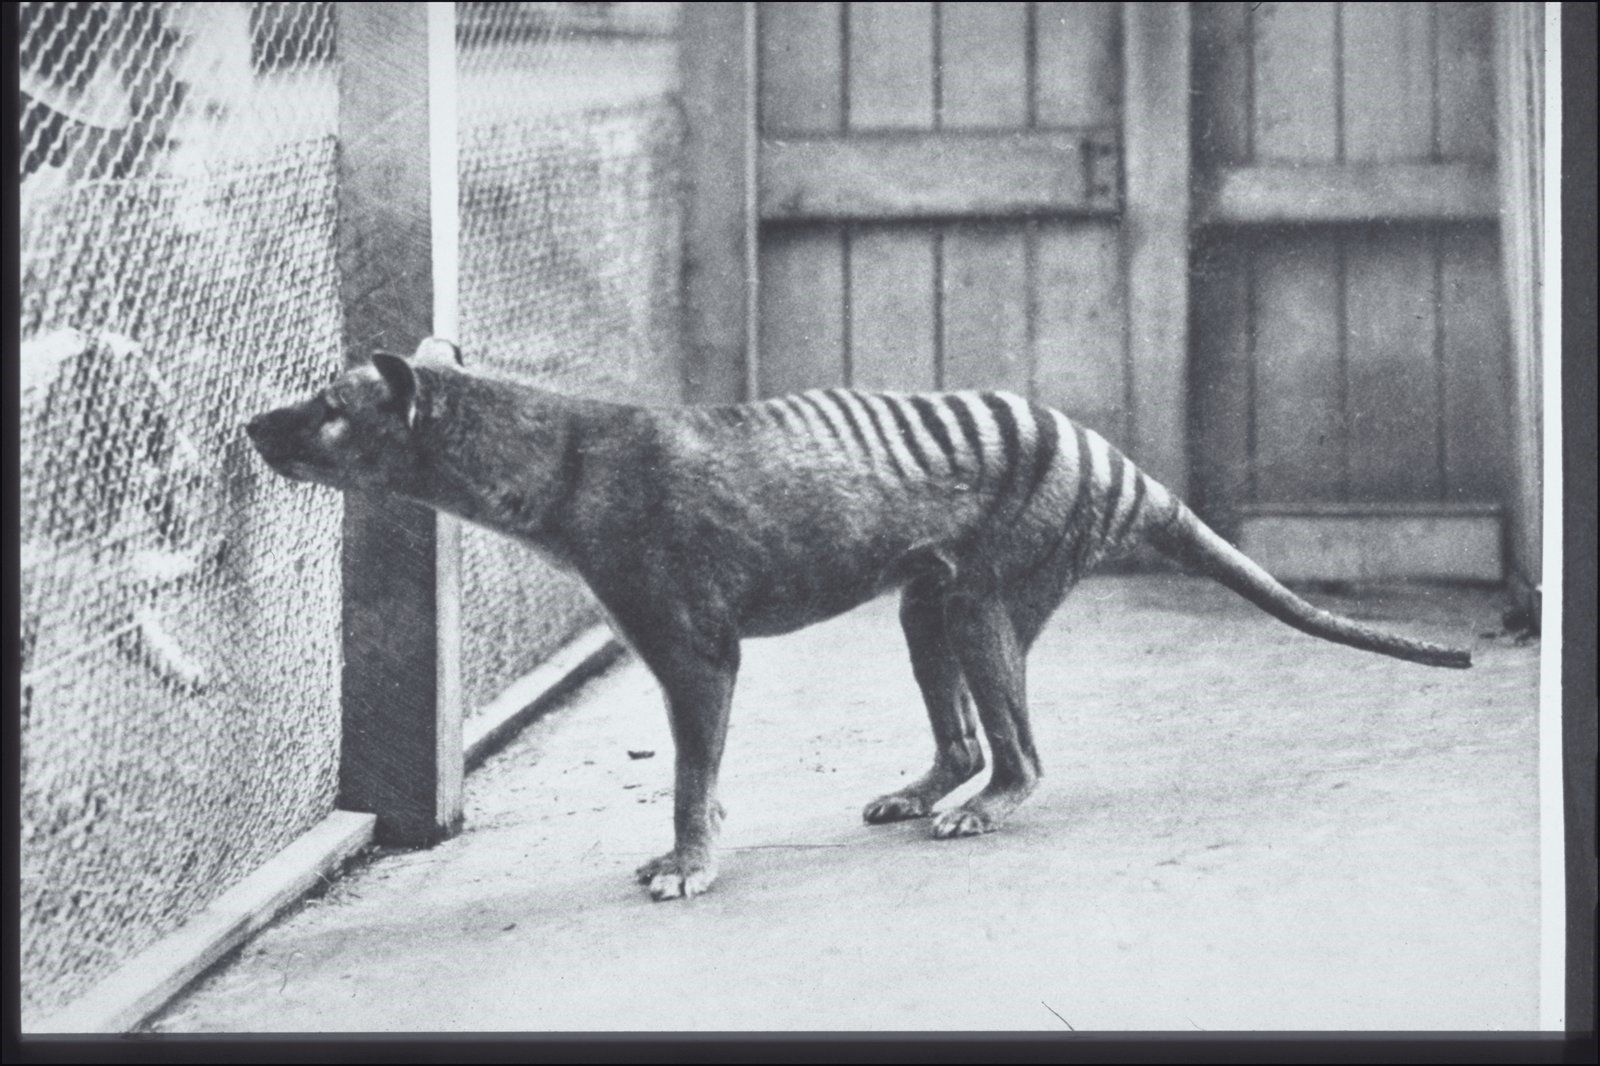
[411,378,591,550]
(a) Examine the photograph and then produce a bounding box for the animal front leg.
[630,633,738,901]
[863,575,985,823]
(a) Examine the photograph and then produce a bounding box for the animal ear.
[413,336,463,367]
[371,351,420,429]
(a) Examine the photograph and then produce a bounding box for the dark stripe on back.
[1066,434,1110,578]
[881,395,935,476]
[1093,445,1127,551]
[823,389,877,466]
[908,394,959,473]
[943,394,986,483]
[796,393,845,444]
[1107,469,1147,548]
[779,395,816,437]
[980,394,1021,519]
[1036,423,1097,578]
[707,405,747,429]
[764,399,794,431]
[850,392,909,480]
[1012,402,1060,520]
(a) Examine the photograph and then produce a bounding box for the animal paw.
[931,807,999,838]
[862,793,931,823]
[634,851,718,901]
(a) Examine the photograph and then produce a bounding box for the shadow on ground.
[149,574,1541,1032]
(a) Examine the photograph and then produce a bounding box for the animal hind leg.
[931,590,1040,839]
[996,569,1074,776]
[862,575,985,824]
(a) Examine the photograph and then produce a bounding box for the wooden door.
[1189,2,1510,553]
[756,1,1126,435]
[682,2,1191,494]
[680,2,1514,579]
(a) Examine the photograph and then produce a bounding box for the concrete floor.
[149,574,1542,1032]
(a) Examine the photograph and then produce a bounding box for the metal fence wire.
[18,1,685,1023]
[455,2,683,711]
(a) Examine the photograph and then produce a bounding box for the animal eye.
[321,397,345,421]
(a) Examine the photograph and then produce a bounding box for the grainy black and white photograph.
[17,0,1565,1038]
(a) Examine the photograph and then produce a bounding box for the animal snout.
[244,409,295,460]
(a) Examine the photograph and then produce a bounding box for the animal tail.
[1129,492,1473,670]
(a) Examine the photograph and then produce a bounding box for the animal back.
[695,388,1174,577]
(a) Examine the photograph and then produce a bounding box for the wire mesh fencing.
[456,2,683,711]
[19,0,685,1023]
[19,1,344,1022]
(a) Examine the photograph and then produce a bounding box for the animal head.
[245,337,464,494]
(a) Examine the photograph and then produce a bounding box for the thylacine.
[247,339,1471,901]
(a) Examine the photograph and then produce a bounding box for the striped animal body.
[247,340,1471,902]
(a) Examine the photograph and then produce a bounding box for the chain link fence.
[20,1,684,1023]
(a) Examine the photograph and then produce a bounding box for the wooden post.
[335,2,463,846]
[1494,1,1546,620]
[1122,2,1192,497]
[680,1,757,404]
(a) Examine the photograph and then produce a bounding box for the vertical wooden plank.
[1493,1,1544,608]
[681,2,755,403]
[1122,3,1191,495]
[1192,1,1253,165]
[1034,221,1125,443]
[758,227,847,395]
[847,2,936,130]
[759,2,843,134]
[1439,225,1511,501]
[1436,2,1496,161]
[1034,2,1121,128]
[1187,234,1252,530]
[941,223,1029,394]
[939,2,1029,129]
[1345,228,1443,500]
[850,226,938,391]
[336,2,461,847]
[1252,236,1343,502]
[1342,2,1436,161]
[1252,1,1338,162]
